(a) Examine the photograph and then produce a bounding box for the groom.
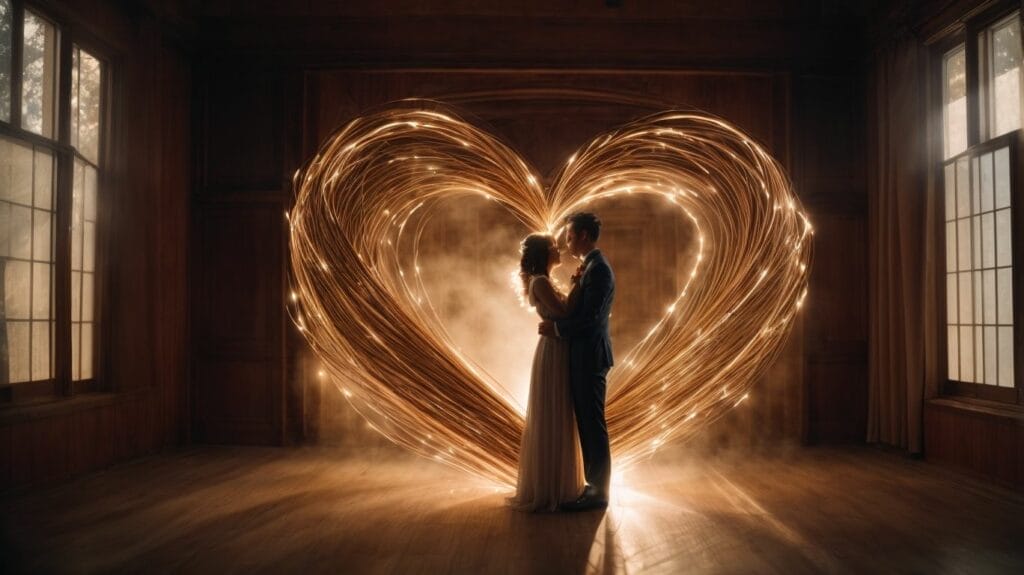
[539,212,615,511]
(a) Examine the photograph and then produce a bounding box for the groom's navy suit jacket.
[556,249,615,373]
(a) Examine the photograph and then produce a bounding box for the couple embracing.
[509,212,616,513]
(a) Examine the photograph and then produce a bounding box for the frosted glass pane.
[82,272,93,322]
[972,157,982,213]
[9,203,30,259]
[990,15,1022,137]
[959,272,973,324]
[83,221,95,272]
[996,208,1012,267]
[957,219,971,270]
[74,49,102,164]
[945,163,956,220]
[994,147,1011,210]
[0,0,9,122]
[21,11,57,138]
[975,326,985,383]
[32,209,50,261]
[946,221,957,271]
[998,267,1014,325]
[947,273,958,323]
[80,323,93,380]
[948,325,960,380]
[973,215,982,268]
[960,326,975,382]
[31,262,49,320]
[982,212,995,267]
[945,47,968,159]
[33,149,53,210]
[71,271,81,321]
[985,326,998,386]
[6,321,29,383]
[0,136,33,205]
[0,203,7,256]
[984,269,997,324]
[4,259,29,319]
[84,165,97,222]
[998,326,1015,387]
[957,157,971,218]
[71,323,80,381]
[974,271,983,322]
[980,152,993,213]
[30,321,50,381]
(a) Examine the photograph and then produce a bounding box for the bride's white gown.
[509,275,585,512]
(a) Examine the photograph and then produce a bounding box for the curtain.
[866,31,941,453]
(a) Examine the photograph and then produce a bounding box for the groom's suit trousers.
[570,364,611,495]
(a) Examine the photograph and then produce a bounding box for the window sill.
[0,387,152,426]
[926,396,1024,425]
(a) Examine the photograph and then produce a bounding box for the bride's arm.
[532,277,572,319]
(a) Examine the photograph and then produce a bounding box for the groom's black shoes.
[559,487,609,512]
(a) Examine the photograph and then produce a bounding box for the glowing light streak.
[289,100,813,485]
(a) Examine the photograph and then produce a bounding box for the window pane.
[4,259,29,319]
[71,270,80,321]
[984,269,997,324]
[947,273,958,323]
[5,321,29,383]
[71,323,80,381]
[982,212,995,267]
[82,272,93,322]
[30,320,50,381]
[980,152,993,210]
[973,270,983,322]
[32,209,50,261]
[80,322,92,379]
[960,326,975,382]
[996,208,1012,266]
[71,47,102,163]
[990,14,1022,137]
[945,46,968,159]
[945,163,956,220]
[21,11,57,138]
[9,203,29,259]
[946,221,957,272]
[985,326,998,385]
[975,325,985,383]
[957,219,971,270]
[959,272,973,324]
[994,147,1011,209]
[0,0,11,122]
[948,325,960,380]
[998,326,1015,387]
[972,215,982,269]
[0,139,33,205]
[998,267,1014,325]
[956,157,971,218]
[33,149,53,210]
[30,262,48,320]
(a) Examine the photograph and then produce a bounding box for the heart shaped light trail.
[288,100,812,485]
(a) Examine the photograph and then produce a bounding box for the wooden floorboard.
[2,445,1023,574]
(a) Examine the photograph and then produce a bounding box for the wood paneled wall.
[0,0,192,488]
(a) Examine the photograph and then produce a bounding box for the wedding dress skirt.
[509,276,585,512]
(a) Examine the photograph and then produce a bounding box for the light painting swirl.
[288,100,812,485]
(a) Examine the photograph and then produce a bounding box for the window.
[938,6,1023,404]
[0,1,106,400]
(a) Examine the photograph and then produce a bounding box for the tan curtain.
[867,32,941,453]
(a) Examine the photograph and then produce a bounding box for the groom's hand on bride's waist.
[538,321,556,337]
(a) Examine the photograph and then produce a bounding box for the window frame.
[0,0,111,403]
[933,1,1024,406]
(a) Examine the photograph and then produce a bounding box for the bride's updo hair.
[519,233,554,296]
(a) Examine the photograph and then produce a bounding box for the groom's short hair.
[566,212,601,242]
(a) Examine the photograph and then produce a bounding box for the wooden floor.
[2,444,1023,574]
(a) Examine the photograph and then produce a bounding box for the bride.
[508,233,585,512]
